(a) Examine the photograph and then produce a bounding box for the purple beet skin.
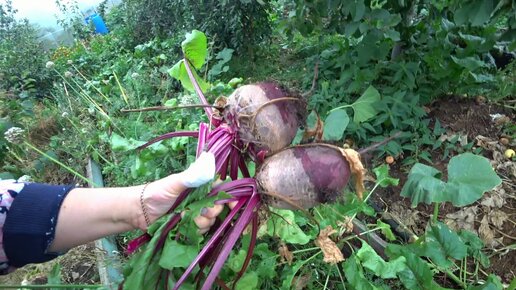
[256,146,351,209]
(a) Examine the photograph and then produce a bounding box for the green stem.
[442,267,467,289]
[23,141,97,186]
[292,247,321,255]
[342,227,382,242]
[335,264,346,289]
[329,104,352,112]
[0,285,103,289]
[323,271,330,290]
[433,202,440,224]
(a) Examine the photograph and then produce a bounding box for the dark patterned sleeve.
[0,180,75,274]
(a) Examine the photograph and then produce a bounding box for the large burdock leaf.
[266,209,310,245]
[400,163,446,207]
[355,241,406,279]
[343,256,382,290]
[181,30,207,69]
[421,222,467,268]
[351,85,380,123]
[440,153,501,206]
[169,60,210,93]
[401,153,501,207]
[323,109,349,141]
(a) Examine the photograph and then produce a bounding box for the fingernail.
[201,207,208,215]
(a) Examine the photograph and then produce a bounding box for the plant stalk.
[433,202,440,224]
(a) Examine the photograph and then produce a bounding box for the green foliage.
[119,0,272,53]
[264,208,311,245]
[322,109,349,141]
[401,153,502,207]
[351,85,381,124]
[0,0,52,98]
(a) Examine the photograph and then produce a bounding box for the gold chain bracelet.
[140,183,151,227]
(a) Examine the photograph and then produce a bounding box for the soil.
[368,96,516,287]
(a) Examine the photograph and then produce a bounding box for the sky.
[3,0,111,28]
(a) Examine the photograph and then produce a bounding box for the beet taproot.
[256,145,354,209]
[224,82,306,155]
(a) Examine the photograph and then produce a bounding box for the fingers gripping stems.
[180,151,216,188]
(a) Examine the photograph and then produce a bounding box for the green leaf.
[235,271,259,290]
[422,222,467,267]
[343,255,380,290]
[227,249,247,273]
[373,164,399,188]
[356,241,406,278]
[376,220,396,241]
[110,133,145,152]
[352,85,381,123]
[159,239,199,269]
[266,208,311,244]
[169,60,211,93]
[451,55,486,71]
[254,243,277,279]
[123,219,169,289]
[47,263,62,290]
[179,190,228,244]
[323,109,349,141]
[0,172,15,180]
[459,230,490,267]
[454,0,494,27]
[440,153,502,206]
[400,163,446,207]
[386,245,438,290]
[182,30,207,69]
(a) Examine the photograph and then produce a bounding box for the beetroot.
[256,145,352,209]
[224,82,305,155]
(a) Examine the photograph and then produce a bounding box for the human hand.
[179,151,216,187]
[138,152,216,230]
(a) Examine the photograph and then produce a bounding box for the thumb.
[180,151,216,187]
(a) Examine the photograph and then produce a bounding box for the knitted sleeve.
[0,180,75,274]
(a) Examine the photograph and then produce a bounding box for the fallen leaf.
[476,135,499,151]
[302,112,324,142]
[496,161,516,180]
[487,209,508,229]
[292,273,312,290]
[479,216,495,247]
[279,242,294,265]
[445,206,478,232]
[439,131,468,146]
[315,226,344,264]
[341,148,366,200]
[338,216,354,234]
[481,187,506,208]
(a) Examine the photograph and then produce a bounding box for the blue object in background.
[85,13,109,35]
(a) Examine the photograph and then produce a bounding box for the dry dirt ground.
[370,96,515,286]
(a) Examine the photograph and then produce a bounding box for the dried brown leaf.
[337,216,354,234]
[481,188,506,208]
[488,209,508,229]
[476,135,499,151]
[445,206,478,232]
[279,242,294,265]
[292,273,311,290]
[341,148,366,200]
[302,111,324,143]
[479,216,495,246]
[315,226,344,264]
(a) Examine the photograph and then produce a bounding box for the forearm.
[49,174,187,252]
[48,185,142,252]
